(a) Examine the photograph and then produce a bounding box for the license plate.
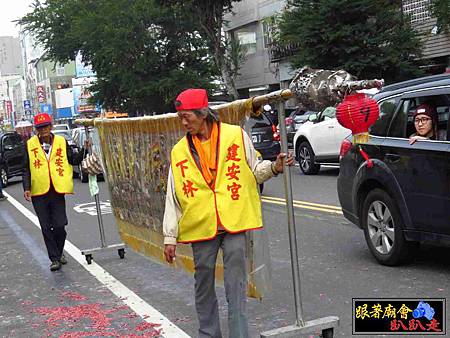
[252,135,259,143]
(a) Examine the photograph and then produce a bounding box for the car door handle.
[328,126,334,129]
[386,153,401,163]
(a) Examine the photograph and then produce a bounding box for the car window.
[371,97,398,136]
[320,107,336,121]
[54,131,72,141]
[53,125,69,131]
[293,114,309,123]
[290,110,305,118]
[389,99,413,138]
[407,95,450,141]
[12,134,23,146]
[247,113,272,128]
[388,94,450,140]
[436,105,450,141]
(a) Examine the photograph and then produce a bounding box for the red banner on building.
[37,85,46,103]
[5,100,12,114]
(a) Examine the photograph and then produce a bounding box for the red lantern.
[336,93,379,144]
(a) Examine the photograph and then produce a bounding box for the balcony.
[269,42,300,63]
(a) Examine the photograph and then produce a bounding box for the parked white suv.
[293,107,351,174]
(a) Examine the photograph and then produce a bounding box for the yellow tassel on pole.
[353,132,369,144]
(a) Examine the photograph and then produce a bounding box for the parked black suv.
[245,113,281,161]
[0,131,25,186]
[337,74,450,266]
[209,101,281,160]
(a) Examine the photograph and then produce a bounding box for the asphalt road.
[1,166,449,338]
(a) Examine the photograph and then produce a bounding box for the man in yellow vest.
[22,113,86,271]
[163,89,294,338]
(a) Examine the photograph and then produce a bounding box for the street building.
[0,36,25,129]
[19,29,45,120]
[402,0,450,74]
[0,74,23,129]
[19,29,98,125]
[225,0,450,104]
[223,0,287,99]
[0,36,22,76]
[35,54,76,120]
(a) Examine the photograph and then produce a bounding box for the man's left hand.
[273,152,294,173]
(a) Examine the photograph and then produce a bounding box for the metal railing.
[269,42,301,63]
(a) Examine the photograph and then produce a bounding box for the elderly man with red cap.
[163,88,294,338]
[22,113,87,271]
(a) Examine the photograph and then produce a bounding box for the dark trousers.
[32,189,68,262]
[192,232,249,338]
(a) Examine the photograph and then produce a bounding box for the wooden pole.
[74,89,295,127]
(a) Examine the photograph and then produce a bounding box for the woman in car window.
[409,103,438,144]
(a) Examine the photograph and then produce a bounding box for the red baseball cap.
[175,89,208,111]
[34,113,52,127]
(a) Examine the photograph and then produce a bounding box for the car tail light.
[272,124,280,141]
[285,117,293,125]
[339,139,352,160]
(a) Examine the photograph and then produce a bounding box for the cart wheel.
[85,254,93,264]
[118,248,125,259]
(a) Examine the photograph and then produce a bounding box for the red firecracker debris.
[123,312,139,319]
[28,299,163,337]
[134,322,161,332]
[59,332,118,338]
[34,303,111,330]
[60,291,88,301]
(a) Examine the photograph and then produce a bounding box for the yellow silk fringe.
[352,132,370,144]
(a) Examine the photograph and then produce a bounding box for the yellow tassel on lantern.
[353,132,370,144]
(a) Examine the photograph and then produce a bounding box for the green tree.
[430,0,450,32]
[278,0,424,83]
[19,0,216,115]
[159,0,244,99]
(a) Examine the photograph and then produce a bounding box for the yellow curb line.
[261,197,343,215]
[262,195,342,210]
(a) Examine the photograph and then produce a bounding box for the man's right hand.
[164,244,177,264]
[24,191,31,202]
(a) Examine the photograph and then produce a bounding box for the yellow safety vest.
[171,123,263,243]
[27,135,74,196]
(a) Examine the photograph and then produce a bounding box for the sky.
[0,0,34,37]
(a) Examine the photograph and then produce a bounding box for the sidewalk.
[0,203,164,338]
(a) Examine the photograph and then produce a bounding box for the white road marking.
[74,200,112,216]
[2,191,190,338]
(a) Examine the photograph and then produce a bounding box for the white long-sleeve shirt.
[163,130,276,245]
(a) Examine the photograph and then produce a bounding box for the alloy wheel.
[299,146,311,172]
[367,200,395,255]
